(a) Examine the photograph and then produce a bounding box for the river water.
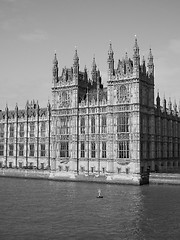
[0,178,180,240]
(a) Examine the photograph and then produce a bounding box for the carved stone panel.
[116,84,130,103]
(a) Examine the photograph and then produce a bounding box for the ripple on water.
[0,179,180,240]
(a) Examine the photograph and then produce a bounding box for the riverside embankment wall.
[0,168,145,185]
[2,169,180,185]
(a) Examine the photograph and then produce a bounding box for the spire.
[141,55,146,74]
[163,94,166,112]
[147,48,154,77]
[73,47,79,77]
[91,56,97,82]
[148,48,153,62]
[15,103,18,115]
[108,41,113,58]
[92,55,96,70]
[168,98,172,113]
[173,100,177,114]
[53,52,58,66]
[133,35,139,55]
[107,41,114,79]
[5,103,8,113]
[125,52,128,62]
[133,36,140,74]
[52,52,58,82]
[73,47,79,64]
[156,90,160,107]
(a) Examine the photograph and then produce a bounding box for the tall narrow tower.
[107,42,114,80]
[133,36,140,76]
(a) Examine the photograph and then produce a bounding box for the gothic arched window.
[19,123,24,137]
[80,117,85,134]
[117,113,129,133]
[9,124,14,138]
[117,85,127,102]
[91,116,95,134]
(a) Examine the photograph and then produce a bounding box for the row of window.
[141,115,180,137]
[56,113,129,135]
[0,122,46,138]
[0,144,46,157]
[59,141,129,159]
[0,141,130,159]
[0,113,129,138]
[141,141,180,159]
[80,113,129,134]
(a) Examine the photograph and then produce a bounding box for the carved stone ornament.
[59,90,70,107]
[117,84,130,103]
[117,160,130,165]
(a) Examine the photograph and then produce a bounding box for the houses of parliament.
[0,38,180,183]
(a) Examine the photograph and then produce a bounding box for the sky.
[0,0,180,110]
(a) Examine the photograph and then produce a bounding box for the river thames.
[0,178,180,240]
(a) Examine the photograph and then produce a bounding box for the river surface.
[0,178,180,240]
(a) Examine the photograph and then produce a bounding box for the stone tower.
[107,37,142,177]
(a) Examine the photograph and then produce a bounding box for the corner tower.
[106,37,151,183]
[51,49,88,173]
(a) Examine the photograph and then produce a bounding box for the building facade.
[0,38,180,179]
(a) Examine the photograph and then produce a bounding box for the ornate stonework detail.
[59,90,70,107]
[117,133,129,140]
[116,85,130,103]
[116,160,130,165]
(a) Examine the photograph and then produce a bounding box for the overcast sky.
[0,0,180,109]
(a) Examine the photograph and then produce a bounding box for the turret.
[107,41,114,79]
[15,103,18,116]
[156,91,160,108]
[84,65,88,81]
[5,104,8,119]
[168,98,172,114]
[73,48,79,76]
[147,48,154,77]
[173,100,177,115]
[52,52,58,83]
[141,55,146,74]
[133,36,140,75]
[91,56,97,82]
[25,100,29,116]
[163,95,166,113]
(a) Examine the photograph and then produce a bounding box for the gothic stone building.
[0,38,180,181]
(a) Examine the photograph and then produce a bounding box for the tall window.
[29,144,35,157]
[117,113,129,133]
[9,144,14,156]
[117,141,129,158]
[80,141,85,158]
[60,117,69,134]
[9,124,14,138]
[41,122,46,137]
[102,142,106,158]
[0,124,4,138]
[91,142,96,158]
[101,115,107,133]
[19,123,24,137]
[19,144,24,156]
[60,142,69,157]
[91,116,95,134]
[41,144,46,157]
[0,144,4,156]
[80,117,85,134]
[30,122,35,137]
